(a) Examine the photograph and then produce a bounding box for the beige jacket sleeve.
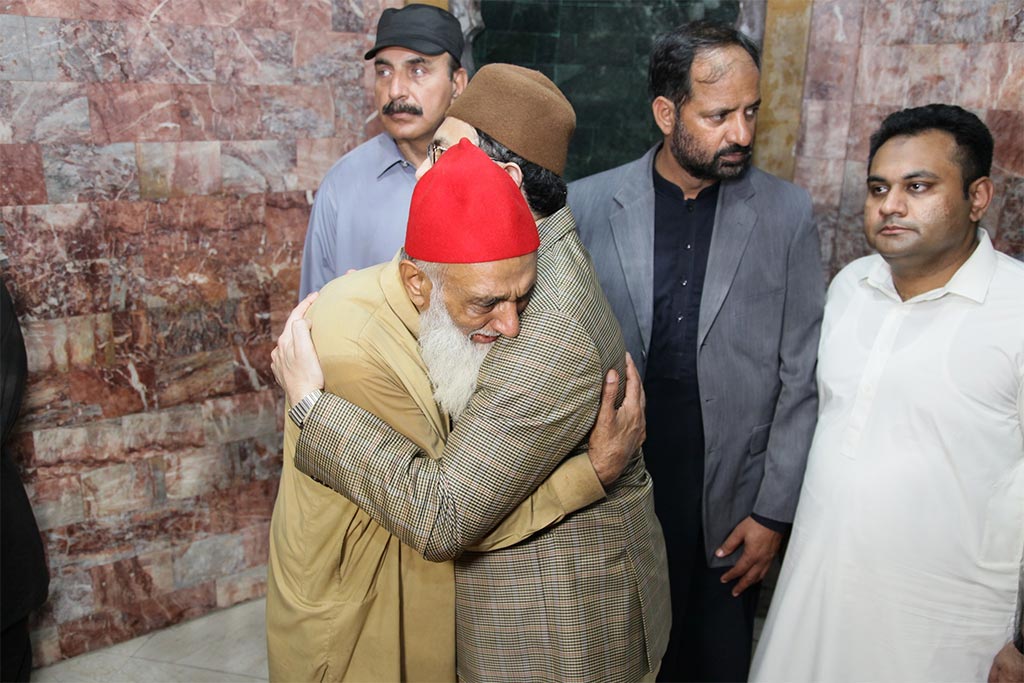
[469,453,603,552]
[316,347,605,556]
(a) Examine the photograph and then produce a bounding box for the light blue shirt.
[299,133,418,298]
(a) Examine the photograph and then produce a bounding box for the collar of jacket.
[536,204,576,255]
[380,252,424,340]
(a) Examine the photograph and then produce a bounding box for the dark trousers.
[645,377,759,683]
[657,529,760,683]
[1,618,33,682]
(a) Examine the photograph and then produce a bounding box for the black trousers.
[1,618,33,682]
[657,528,760,682]
[645,377,759,683]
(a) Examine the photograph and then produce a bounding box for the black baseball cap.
[364,4,464,63]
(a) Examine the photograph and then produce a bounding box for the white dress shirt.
[752,229,1024,682]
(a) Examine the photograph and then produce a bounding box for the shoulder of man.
[307,262,394,349]
[568,150,656,236]
[827,254,878,299]
[990,248,1024,310]
[994,248,1024,279]
[742,165,813,210]
[569,148,654,196]
[317,133,395,191]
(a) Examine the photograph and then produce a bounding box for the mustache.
[382,100,423,116]
[715,144,752,160]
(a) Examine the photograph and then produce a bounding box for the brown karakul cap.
[446,64,575,176]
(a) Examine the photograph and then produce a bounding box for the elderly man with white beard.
[266,140,644,683]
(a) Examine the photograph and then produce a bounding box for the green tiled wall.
[473,0,741,180]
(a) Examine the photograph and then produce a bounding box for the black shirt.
[644,166,788,534]
[646,167,718,386]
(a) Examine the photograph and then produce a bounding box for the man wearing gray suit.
[569,21,824,682]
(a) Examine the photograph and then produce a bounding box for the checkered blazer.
[297,206,671,682]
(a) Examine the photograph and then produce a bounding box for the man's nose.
[490,303,521,339]
[388,72,409,100]
[727,114,754,148]
[879,188,907,217]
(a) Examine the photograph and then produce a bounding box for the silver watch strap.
[287,389,323,428]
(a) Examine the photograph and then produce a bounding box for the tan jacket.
[267,255,605,682]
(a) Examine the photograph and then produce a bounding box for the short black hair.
[475,129,567,219]
[648,20,760,107]
[447,53,461,78]
[868,104,993,196]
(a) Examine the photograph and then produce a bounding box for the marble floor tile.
[132,598,267,679]
[32,650,132,683]
[115,659,265,682]
[33,598,268,682]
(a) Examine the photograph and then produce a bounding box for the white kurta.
[751,230,1024,682]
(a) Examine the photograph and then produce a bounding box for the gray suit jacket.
[569,145,825,566]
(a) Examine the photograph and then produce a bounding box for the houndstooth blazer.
[296,205,671,683]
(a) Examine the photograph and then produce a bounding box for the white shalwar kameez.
[751,230,1024,682]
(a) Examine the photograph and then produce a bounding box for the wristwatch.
[288,389,323,428]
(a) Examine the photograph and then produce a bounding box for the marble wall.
[0,0,399,666]
[790,0,1023,273]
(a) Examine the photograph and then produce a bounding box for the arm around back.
[295,308,607,561]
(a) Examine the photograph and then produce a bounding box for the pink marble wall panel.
[124,22,219,84]
[89,551,176,609]
[0,0,399,667]
[215,28,295,84]
[27,474,86,530]
[221,140,297,194]
[0,14,33,77]
[0,82,92,144]
[0,143,47,205]
[136,141,222,199]
[796,0,1024,275]
[993,174,1023,254]
[988,109,1024,176]
[41,142,140,202]
[0,1,77,18]
[258,85,335,138]
[216,565,268,608]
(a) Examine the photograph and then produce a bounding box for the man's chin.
[381,117,426,139]
[714,159,750,178]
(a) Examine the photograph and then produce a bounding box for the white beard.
[418,287,494,421]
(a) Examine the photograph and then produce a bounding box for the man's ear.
[967,175,994,224]
[497,161,524,189]
[399,259,432,311]
[452,67,468,99]
[651,95,677,137]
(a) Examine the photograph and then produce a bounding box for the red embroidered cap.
[405,139,539,264]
